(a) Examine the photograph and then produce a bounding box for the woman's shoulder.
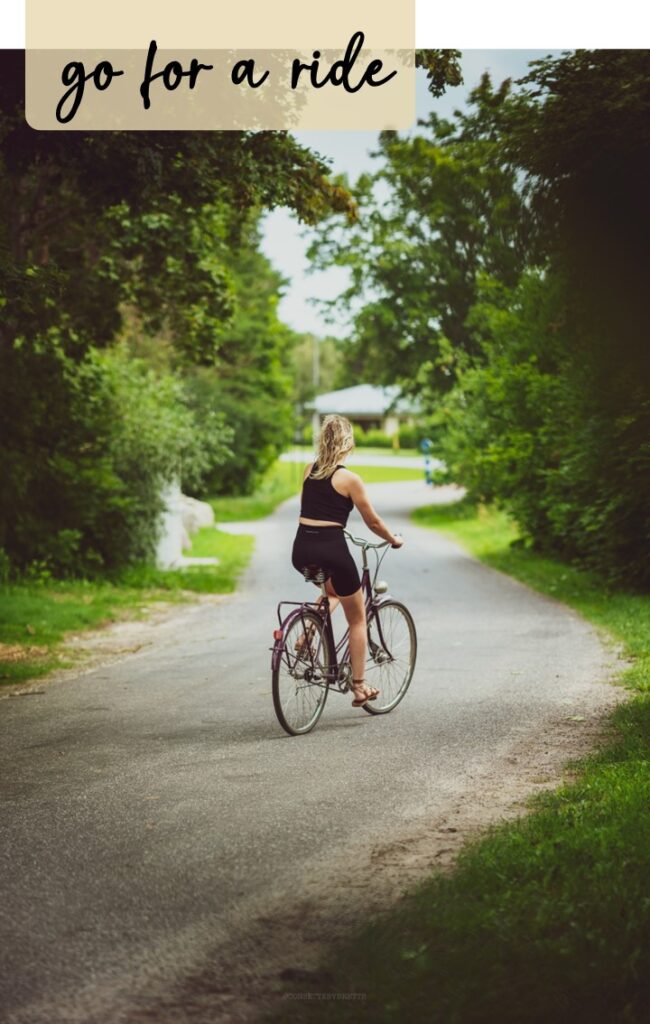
[334,465,359,480]
[302,461,315,481]
[331,466,360,498]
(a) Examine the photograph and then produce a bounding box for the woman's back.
[300,462,353,527]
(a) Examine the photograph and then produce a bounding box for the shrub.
[440,273,650,588]
[0,341,228,576]
[356,428,393,448]
[397,424,419,449]
[183,370,293,496]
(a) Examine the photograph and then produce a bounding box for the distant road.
[280,448,445,470]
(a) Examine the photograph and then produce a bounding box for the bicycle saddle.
[302,564,329,585]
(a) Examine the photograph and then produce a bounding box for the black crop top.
[300,462,354,526]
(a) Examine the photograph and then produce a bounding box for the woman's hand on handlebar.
[391,534,404,549]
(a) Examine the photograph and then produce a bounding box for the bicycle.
[271,530,417,736]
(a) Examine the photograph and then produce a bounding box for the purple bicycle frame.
[271,561,391,689]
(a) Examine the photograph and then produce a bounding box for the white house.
[308,384,419,439]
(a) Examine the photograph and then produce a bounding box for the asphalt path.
[0,482,617,1022]
[280,448,443,469]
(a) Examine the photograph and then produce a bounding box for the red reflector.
[273,629,283,640]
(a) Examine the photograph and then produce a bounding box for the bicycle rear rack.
[276,599,324,627]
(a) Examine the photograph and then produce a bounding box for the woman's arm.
[346,473,403,547]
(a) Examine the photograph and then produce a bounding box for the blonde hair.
[311,415,354,480]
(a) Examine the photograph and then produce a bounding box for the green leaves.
[308,50,650,587]
[308,76,530,396]
[415,50,463,97]
[0,55,362,575]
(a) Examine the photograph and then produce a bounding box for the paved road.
[280,448,444,469]
[0,483,616,1023]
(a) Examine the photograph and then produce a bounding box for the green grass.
[120,527,253,595]
[269,499,650,1024]
[353,464,422,483]
[0,528,253,685]
[210,456,424,523]
[413,497,519,557]
[289,444,421,460]
[210,461,302,521]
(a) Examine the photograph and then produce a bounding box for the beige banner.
[26,45,415,131]
[27,0,414,50]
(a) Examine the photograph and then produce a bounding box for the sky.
[260,49,560,338]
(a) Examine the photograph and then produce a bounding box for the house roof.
[308,384,419,417]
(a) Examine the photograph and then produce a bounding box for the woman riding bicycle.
[291,414,404,709]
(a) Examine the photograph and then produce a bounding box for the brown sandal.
[351,678,379,707]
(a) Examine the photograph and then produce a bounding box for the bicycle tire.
[272,609,331,735]
[363,600,417,715]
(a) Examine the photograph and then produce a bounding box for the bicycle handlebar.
[343,530,391,550]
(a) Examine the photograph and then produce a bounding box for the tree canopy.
[0,51,361,572]
[308,75,532,396]
[310,50,650,586]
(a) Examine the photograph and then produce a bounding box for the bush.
[355,428,394,448]
[440,273,650,588]
[301,422,315,446]
[90,347,231,568]
[397,424,419,449]
[183,370,293,496]
[0,341,228,576]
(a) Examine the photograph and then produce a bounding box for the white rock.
[156,481,185,569]
[180,494,215,536]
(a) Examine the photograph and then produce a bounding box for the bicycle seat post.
[302,565,329,611]
[317,582,329,617]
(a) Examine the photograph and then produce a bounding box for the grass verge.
[0,528,253,685]
[352,464,423,484]
[210,461,302,522]
[211,457,424,523]
[287,445,421,460]
[269,499,650,1024]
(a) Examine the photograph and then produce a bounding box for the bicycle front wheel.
[364,600,417,714]
[272,610,330,735]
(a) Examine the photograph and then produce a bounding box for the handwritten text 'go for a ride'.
[56,32,398,124]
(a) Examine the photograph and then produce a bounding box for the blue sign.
[420,438,434,484]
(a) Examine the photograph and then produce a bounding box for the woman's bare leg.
[338,588,367,683]
[320,578,340,615]
[320,584,377,702]
[297,580,340,652]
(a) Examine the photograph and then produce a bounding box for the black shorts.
[291,524,361,598]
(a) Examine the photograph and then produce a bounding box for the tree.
[0,52,357,364]
[0,52,355,569]
[307,75,532,396]
[441,51,650,586]
[182,215,300,495]
[416,50,463,96]
[0,48,466,569]
[291,335,345,407]
[308,49,650,584]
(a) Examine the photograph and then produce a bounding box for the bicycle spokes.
[365,601,417,713]
[272,613,330,735]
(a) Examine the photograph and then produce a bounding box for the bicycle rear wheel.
[364,600,416,714]
[272,610,330,735]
